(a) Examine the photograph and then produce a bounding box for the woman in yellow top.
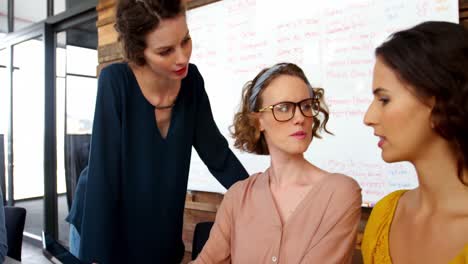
[361,21,468,264]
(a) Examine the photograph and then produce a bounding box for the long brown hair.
[376,21,468,185]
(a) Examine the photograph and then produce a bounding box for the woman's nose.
[363,102,377,127]
[292,106,305,124]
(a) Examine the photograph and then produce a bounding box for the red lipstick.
[174,66,187,76]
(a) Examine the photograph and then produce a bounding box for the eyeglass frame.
[256,98,320,122]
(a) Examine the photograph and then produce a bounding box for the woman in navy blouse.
[77,0,248,263]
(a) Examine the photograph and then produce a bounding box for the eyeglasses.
[257,98,320,122]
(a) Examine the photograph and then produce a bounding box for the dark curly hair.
[376,21,468,185]
[114,0,185,66]
[231,63,332,155]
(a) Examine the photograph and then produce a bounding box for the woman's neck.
[268,151,322,187]
[130,63,180,107]
[411,139,468,214]
[131,63,180,95]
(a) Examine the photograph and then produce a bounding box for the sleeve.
[361,190,405,263]
[192,67,248,189]
[361,197,384,262]
[65,166,88,233]
[78,66,122,263]
[301,180,362,264]
[0,190,8,263]
[193,183,240,264]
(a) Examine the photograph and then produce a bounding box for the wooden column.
[96,0,121,73]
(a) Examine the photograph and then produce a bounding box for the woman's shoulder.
[361,190,407,262]
[100,62,130,77]
[325,172,361,192]
[225,172,264,197]
[188,63,199,73]
[319,173,362,213]
[221,172,270,207]
[370,190,407,218]
[365,190,407,232]
[96,63,132,102]
[180,63,204,98]
[186,63,202,82]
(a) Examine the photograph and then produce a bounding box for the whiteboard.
[186,0,459,206]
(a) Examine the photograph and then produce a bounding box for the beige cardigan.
[194,171,362,264]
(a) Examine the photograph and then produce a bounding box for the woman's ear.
[258,120,265,133]
[250,112,264,132]
[248,113,263,142]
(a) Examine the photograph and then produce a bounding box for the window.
[0,0,7,34]
[13,0,47,31]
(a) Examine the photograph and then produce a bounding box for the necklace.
[154,96,177,110]
[154,103,175,110]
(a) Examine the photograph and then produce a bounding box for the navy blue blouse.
[78,63,248,263]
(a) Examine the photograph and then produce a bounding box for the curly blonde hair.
[231,63,332,155]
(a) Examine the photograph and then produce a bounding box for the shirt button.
[272,256,277,262]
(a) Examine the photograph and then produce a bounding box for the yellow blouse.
[361,190,468,264]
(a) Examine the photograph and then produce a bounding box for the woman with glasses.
[193,62,362,264]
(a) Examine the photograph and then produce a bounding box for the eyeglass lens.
[272,99,318,121]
